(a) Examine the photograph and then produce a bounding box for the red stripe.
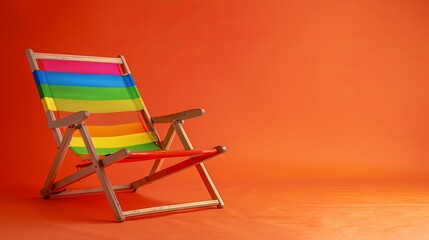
[123,149,218,162]
[75,149,219,168]
[39,59,123,75]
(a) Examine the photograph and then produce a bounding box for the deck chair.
[25,49,226,222]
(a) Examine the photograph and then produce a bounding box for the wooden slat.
[48,111,89,128]
[130,147,222,189]
[46,111,63,147]
[196,163,225,208]
[50,184,132,198]
[173,120,193,149]
[101,148,131,167]
[152,109,205,123]
[123,200,219,218]
[140,108,162,147]
[118,55,131,74]
[148,123,176,176]
[25,49,39,71]
[41,126,76,194]
[173,120,226,208]
[162,123,176,149]
[49,148,130,193]
[79,123,125,222]
[50,164,95,194]
[34,52,123,64]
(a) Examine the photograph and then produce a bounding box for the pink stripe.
[39,59,123,75]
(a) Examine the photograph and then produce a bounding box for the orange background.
[1,0,428,185]
[0,0,429,238]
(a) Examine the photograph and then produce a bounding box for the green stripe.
[70,142,161,156]
[37,84,141,100]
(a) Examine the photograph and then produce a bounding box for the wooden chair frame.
[26,49,225,222]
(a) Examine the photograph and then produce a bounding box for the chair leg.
[94,160,125,222]
[173,120,225,207]
[41,126,76,195]
[124,149,226,219]
[148,123,176,176]
[196,163,225,208]
[79,123,125,222]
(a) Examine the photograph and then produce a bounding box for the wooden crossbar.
[130,147,224,189]
[50,184,133,198]
[123,200,220,218]
[33,52,123,64]
[45,148,130,196]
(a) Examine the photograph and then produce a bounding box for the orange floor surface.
[2,180,429,240]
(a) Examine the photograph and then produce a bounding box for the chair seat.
[76,148,220,168]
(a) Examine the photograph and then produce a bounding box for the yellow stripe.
[70,131,158,148]
[41,97,56,112]
[41,97,145,113]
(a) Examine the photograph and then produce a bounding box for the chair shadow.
[28,189,219,223]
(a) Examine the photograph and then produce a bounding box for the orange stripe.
[73,122,147,137]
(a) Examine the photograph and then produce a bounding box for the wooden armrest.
[48,111,89,128]
[151,109,205,123]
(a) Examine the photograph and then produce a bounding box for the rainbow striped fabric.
[32,60,161,159]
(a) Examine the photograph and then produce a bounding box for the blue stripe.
[33,70,136,88]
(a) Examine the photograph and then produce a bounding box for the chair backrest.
[26,49,162,160]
